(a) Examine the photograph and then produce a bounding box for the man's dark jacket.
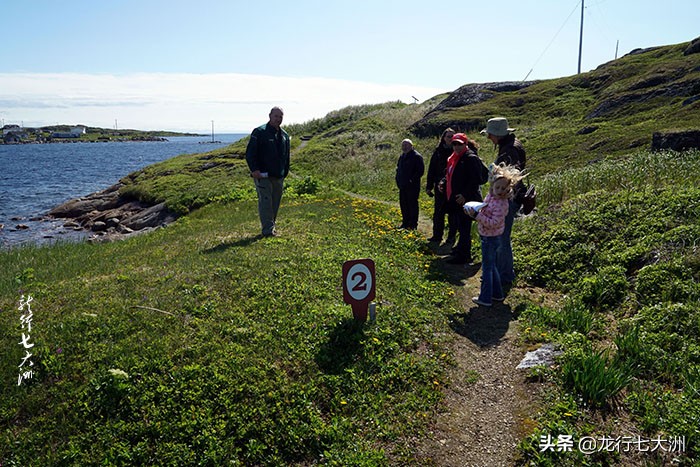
[245,123,291,178]
[495,133,526,200]
[395,149,424,190]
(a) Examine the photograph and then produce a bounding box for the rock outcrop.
[410,81,538,137]
[651,130,700,152]
[48,183,178,241]
[684,36,700,56]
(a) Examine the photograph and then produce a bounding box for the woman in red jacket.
[442,133,488,265]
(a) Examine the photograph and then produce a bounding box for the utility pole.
[615,39,619,59]
[577,0,584,74]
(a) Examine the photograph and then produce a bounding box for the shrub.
[560,346,634,409]
[635,261,700,306]
[575,265,628,311]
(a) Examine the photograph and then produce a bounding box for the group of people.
[395,117,527,307]
[244,107,527,309]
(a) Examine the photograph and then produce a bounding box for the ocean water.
[0,134,246,248]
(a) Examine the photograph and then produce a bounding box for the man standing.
[246,107,290,237]
[395,138,424,230]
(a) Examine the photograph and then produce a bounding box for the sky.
[1,0,697,133]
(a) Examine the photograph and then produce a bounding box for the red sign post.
[342,259,376,322]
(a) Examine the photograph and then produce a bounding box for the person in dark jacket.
[395,138,424,230]
[442,133,488,264]
[246,107,291,237]
[426,128,457,245]
[481,117,526,283]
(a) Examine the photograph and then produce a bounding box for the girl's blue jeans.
[479,235,504,304]
[496,199,520,283]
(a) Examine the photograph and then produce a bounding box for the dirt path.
[414,254,538,466]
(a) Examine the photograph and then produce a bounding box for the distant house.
[71,125,87,136]
[52,125,87,139]
[2,124,22,136]
[3,132,22,144]
[2,125,27,142]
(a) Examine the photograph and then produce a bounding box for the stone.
[91,221,107,232]
[106,218,121,228]
[517,343,562,369]
[410,81,538,137]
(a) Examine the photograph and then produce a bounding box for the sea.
[0,133,246,249]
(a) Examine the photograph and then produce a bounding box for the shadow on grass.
[425,257,481,286]
[202,234,263,254]
[449,303,515,348]
[315,317,366,375]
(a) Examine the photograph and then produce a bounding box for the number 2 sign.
[342,259,376,322]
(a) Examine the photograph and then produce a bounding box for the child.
[465,164,524,307]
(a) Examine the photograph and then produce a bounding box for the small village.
[1,124,169,144]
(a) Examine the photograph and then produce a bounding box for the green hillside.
[1,37,699,465]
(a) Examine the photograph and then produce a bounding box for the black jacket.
[495,133,526,200]
[426,143,452,192]
[446,149,488,207]
[245,123,291,178]
[395,149,424,190]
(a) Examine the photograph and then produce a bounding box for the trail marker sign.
[342,259,376,322]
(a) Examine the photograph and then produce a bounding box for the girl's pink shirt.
[476,193,509,237]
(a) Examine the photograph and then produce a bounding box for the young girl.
[465,164,524,307]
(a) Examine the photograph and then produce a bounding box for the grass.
[514,149,700,464]
[1,194,460,465]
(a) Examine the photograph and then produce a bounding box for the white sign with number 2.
[345,262,373,302]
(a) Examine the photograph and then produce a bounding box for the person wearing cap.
[246,106,291,237]
[481,117,527,284]
[426,128,457,244]
[395,138,424,230]
[442,132,489,264]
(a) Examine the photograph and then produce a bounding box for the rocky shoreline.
[47,183,178,243]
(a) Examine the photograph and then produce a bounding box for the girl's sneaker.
[471,297,492,307]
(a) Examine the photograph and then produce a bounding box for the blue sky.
[1,0,697,132]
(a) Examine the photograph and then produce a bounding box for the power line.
[522,1,582,81]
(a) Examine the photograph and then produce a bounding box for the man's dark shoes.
[427,236,441,242]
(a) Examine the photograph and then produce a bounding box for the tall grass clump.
[560,346,635,409]
[536,149,700,207]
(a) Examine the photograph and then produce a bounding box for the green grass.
[514,149,700,464]
[1,195,459,465]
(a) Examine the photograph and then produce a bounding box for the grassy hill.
[1,37,700,465]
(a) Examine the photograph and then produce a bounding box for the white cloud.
[0,73,445,133]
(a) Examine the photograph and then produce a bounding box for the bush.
[635,261,700,306]
[576,265,628,311]
[560,346,634,409]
